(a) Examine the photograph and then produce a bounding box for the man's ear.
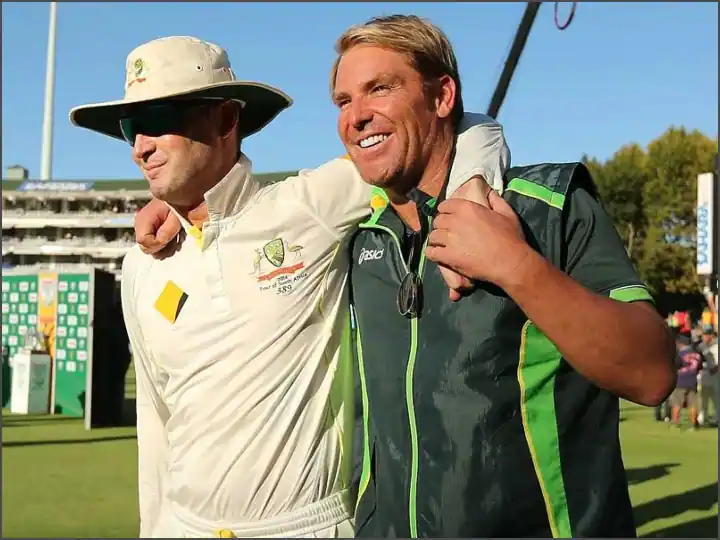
[434,74,457,120]
[219,101,241,141]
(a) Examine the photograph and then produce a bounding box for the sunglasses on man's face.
[118,99,219,145]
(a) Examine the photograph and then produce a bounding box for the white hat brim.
[69,80,293,142]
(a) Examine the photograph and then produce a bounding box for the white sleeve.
[276,113,509,237]
[446,112,511,196]
[121,250,172,538]
[279,157,373,240]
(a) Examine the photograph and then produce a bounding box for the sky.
[1,2,717,181]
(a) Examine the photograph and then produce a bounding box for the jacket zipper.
[357,218,431,538]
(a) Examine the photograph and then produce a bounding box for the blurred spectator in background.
[654,391,671,422]
[667,310,692,335]
[697,327,718,426]
[676,310,692,336]
[670,333,712,429]
[701,307,713,331]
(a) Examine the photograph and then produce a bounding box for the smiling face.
[124,100,239,209]
[132,130,211,206]
[332,44,456,193]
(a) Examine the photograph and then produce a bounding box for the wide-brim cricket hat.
[69,36,293,141]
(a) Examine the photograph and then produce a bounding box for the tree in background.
[583,143,649,262]
[583,126,718,315]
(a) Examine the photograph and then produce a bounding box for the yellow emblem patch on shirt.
[154,280,188,324]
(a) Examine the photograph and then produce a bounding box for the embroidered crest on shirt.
[251,237,307,296]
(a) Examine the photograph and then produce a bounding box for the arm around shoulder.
[280,157,373,239]
[446,112,510,197]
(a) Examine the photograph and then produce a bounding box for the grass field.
[1,390,717,538]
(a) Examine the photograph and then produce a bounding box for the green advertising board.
[2,274,40,407]
[2,268,127,428]
[53,273,93,418]
[2,274,39,358]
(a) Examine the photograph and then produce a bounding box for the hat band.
[123,67,236,102]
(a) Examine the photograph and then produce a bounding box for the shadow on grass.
[626,463,680,486]
[641,515,719,538]
[2,434,137,448]
[634,483,719,533]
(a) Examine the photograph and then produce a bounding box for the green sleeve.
[563,184,653,303]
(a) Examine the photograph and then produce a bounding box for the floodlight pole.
[40,2,58,181]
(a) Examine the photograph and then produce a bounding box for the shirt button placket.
[203,224,232,314]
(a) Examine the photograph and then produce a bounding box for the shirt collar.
[204,153,258,221]
[169,153,259,249]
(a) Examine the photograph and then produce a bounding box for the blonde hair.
[330,14,464,126]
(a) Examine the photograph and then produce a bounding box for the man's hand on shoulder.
[135,198,182,259]
[428,189,530,288]
[437,176,499,300]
